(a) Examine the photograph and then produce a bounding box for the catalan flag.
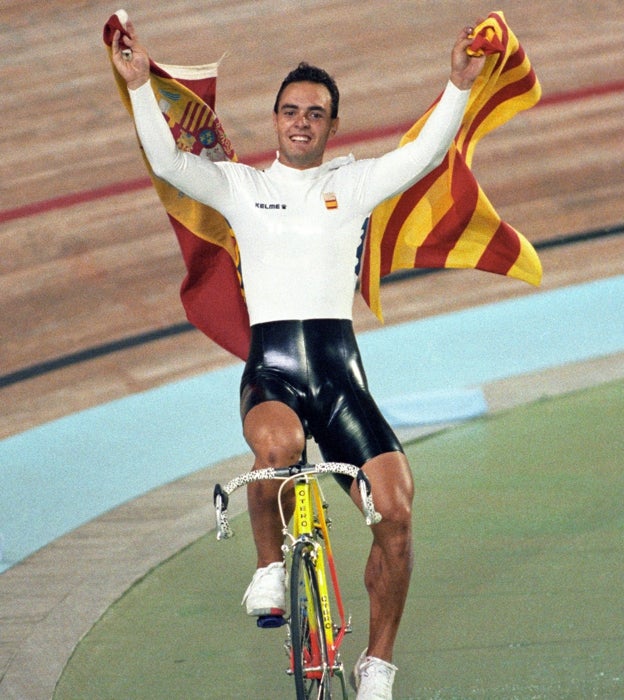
[359,11,543,321]
[103,12,251,360]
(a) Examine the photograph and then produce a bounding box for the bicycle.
[213,457,381,699]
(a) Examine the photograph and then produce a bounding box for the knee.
[260,437,303,467]
[243,402,306,467]
[390,503,413,536]
[372,488,413,556]
[365,506,414,589]
[376,500,412,545]
[362,455,414,531]
[247,422,305,467]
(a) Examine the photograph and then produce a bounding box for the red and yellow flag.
[359,11,543,321]
[103,12,251,360]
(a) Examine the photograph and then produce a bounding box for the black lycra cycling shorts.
[240,319,403,491]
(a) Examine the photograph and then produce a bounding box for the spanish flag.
[359,11,543,321]
[103,11,251,360]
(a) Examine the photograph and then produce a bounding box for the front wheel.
[290,541,332,699]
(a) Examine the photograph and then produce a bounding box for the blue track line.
[1,276,623,573]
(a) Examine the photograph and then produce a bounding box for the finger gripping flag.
[359,11,543,321]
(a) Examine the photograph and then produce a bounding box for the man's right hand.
[449,24,486,91]
[111,20,150,90]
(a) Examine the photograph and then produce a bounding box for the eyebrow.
[279,102,327,114]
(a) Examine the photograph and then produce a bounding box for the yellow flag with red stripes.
[360,11,543,321]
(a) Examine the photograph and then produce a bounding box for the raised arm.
[111,19,231,208]
[349,24,485,211]
[398,20,487,172]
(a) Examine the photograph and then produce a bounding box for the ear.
[272,111,278,133]
[329,117,340,137]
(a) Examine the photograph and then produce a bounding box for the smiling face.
[272,81,339,170]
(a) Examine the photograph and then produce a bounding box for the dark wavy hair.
[273,62,340,119]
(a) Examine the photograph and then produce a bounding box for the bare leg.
[350,451,414,662]
[243,400,306,567]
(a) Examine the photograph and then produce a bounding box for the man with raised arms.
[112,21,484,698]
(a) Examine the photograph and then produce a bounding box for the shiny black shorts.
[240,319,403,489]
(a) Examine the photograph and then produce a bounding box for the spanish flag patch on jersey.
[323,192,338,210]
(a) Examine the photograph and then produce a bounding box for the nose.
[295,112,310,128]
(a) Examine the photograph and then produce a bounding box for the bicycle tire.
[290,540,332,699]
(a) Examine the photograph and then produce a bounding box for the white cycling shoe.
[352,648,398,699]
[241,562,287,616]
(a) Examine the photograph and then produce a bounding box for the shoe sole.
[257,614,287,629]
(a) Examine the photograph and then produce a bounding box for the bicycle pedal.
[257,614,287,629]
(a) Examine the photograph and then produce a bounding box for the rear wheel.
[290,541,332,699]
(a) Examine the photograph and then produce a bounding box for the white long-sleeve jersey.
[129,80,469,326]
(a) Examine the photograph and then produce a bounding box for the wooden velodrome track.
[1,0,624,442]
[1,1,624,698]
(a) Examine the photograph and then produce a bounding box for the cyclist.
[112,21,484,699]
